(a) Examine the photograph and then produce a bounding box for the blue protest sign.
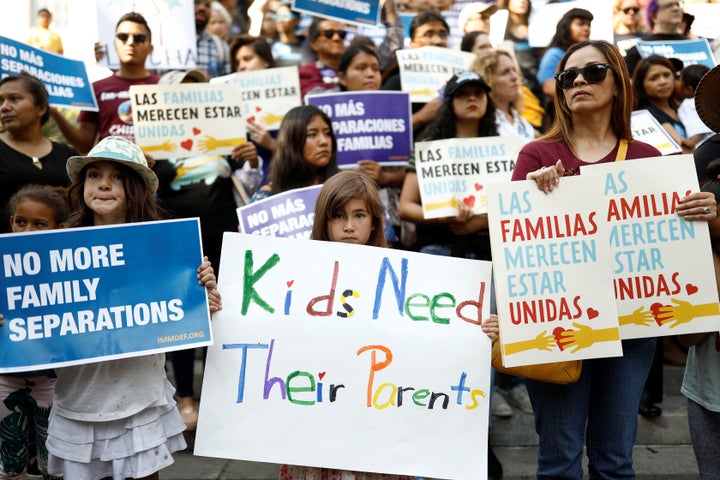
[237,185,322,238]
[636,39,716,69]
[306,91,412,167]
[0,36,98,111]
[0,219,211,373]
[292,0,380,26]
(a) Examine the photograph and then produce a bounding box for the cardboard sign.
[306,91,412,167]
[396,46,476,103]
[236,185,322,239]
[195,233,493,480]
[487,176,622,368]
[0,36,97,111]
[415,136,528,218]
[0,219,212,374]
[292,0,381,26]
[130,82,246,159]
[636,39,716,69]
[582,155,720,339]
[210,66,302,131]
[631,110,682,156]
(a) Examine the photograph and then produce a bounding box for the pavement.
[159,363,700,480]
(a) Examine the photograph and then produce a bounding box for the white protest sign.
[210,66,302,131]
[130,83,246,159]
[97,0,197,71]
[528,1,613,48]
[582,155,720,339]
[195,234,493,480]
[487,175,622,368]
[415,136,528,218]
[631,110,682,156]
[396,46,476,103]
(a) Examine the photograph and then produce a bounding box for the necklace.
[32,156,42,169]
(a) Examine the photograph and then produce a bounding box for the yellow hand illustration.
[141,140,176,153]
[619,307,654,327]
[657,299,720,329]
[198,136,246,153]
[559,322,620,354]
[260,112,283,126]
[504,331,555,356]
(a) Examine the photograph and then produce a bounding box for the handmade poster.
[0,36,97,110]
[306,91,412,167]
[631,110,682,156]
[0,219,212,374]
[292,0,380,26]
[210,66,302,131]
[415,136,528,218]
[195,234,493,480]
[581,155,720,339]
[636,39,716,69]
[396,46,476,103]
[486,175,622,368]
[97,0,197,71]
[130,82,246,159]
[236,185,322,239]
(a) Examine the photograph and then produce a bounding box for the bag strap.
[615,139,628,161]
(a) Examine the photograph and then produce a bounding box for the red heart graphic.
[192,127,201,135]
[474,183,483,191]
[318,372,326,380]
[286,280,294,288]
[649,302,666,326]
[247,116,256,123]
[686,283,699,295]
[180,139,193,151]
[587,307,599,320]
[255,106,262,112]
[463,195,476,208]
[553,327,573,351]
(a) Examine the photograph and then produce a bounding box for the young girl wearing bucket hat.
[45,136,222,480]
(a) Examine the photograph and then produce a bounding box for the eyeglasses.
[660,1,683,10]
[420,29,449,40]
[317,29,347,40]
[622,7,640,14]
[116,33,148,44]
[555,63,614,89]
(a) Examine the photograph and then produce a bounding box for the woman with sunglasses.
[613,0,647,56]
[511,39,717,479]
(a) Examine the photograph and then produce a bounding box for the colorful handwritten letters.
[130,83,246,159]
[487,176,622,367]
[416,136,527,218]
[0,219,212,373]
[195,233,492,479]
[583,155,720,339]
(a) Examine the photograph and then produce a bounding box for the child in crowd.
[675,64,712,152]
[42,136,221,480]
[0,184,68,479]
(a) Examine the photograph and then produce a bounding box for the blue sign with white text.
[0,35,98,111]
[0,219,211,373]
[292,0,380,26]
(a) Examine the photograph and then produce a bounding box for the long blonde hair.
[472,49,525,114]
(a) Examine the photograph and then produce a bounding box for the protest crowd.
[2,0,720,479]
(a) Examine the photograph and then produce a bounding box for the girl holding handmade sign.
[0,184,68,479]
[43,136,221,480]
[512,39,717,480]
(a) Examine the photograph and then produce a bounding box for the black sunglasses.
[555,63,613,90]
[116,33,148,44]
[318,29,347,40]
[622,7,640,14]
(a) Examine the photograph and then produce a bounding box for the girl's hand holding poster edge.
[0,219,212,373]
[581,155,720,339]
[306,91,412,168]
[486,175,622,368]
